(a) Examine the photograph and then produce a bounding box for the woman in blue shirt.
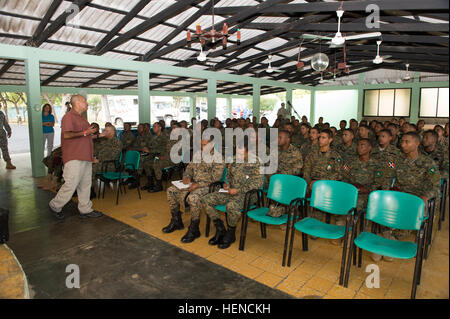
[42,104,55,156]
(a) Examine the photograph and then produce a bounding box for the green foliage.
[246,95,279,112]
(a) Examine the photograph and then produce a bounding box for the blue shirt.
[42,114,55,134]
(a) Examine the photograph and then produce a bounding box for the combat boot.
[149,178,163,193]
[162,210,184,233]
[6,161,16,169]
[141,176,155,191]
[181,219,201,243]
[208,219,226,246]
[218,226,236,249]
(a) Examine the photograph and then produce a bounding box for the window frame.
[363,88,412,117]
[418,87,449,118]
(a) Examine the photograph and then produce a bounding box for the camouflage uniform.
[299,141,319,162]
[0,110,11,162]
[267,144,304,217]
[92,137,123,181]
[303,148,345,222]
[342,156,381,210]
[371,144,402,190]
[120,131,136,151]
[201,156,263,227]
[390,154,442,201]
[167,158,225,221]
[420,144,449,180]
[143,133,169,179]
[42,146,63,177]
[333,142,357,165]
[303,148,344,186]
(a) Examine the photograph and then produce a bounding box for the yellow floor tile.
[327,284,357,299]
[296,286,325,299]
[304,276,336,294]
[254,272,284,288]
[276,278,305,296]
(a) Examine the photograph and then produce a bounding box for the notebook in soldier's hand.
[172,180,191,190]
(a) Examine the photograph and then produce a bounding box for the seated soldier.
[143,122,169,193]
[370,132,442,262]
[356,125,376,146]
[163,138,225,243]
[333,128,356,164]
[336,120,347,138]
[201,138,263,250]
[342,139,380,211]
[389,132,441,236]
[296,123,310,149]
[371,129,402,191]
[299,127,319,162]
[434,125,448,151]
[303,129,345,241]
[421,130,449,180]
[266,130,303,218]
[120,123,136,151]
[387,123,401,148]
[92,125,122,197]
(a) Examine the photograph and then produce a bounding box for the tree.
[88,95,102,122]
[0,92,27,124]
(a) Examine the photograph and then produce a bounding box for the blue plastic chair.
[99,150,142,205]
[240,174,307,266]
[287,180,358,285]
[344,190,426,299]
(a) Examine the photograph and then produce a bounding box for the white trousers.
[49,160,93,214]
[43,132,54,157]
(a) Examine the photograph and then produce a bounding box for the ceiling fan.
[265,55,284,74]
[348,41,396,64]
[301,3,381,48]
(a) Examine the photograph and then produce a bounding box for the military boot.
[149,178,163,193]
[181,219,201,243]
[37,174,52,188]
[218,226,236,249]
[141,176,154,191]
[5,161,16,169]
[208,219,226,246]
[162,210,184,233]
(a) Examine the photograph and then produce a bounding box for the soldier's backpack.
[0,207,9,244]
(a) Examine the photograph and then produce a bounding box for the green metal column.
[226,96,232,119]
[25,55,46,177]
[286,88,293,117]
[189,96,196,120]
[310,88,316,125]
[410,72,421,123]
[207,78,217,120]
[253,83,261,121]
[138,70,150,123]
[357,73,365,121]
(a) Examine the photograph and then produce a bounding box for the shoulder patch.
[429,166,437,174]
[388,161,396,169]
[375,171,383,177]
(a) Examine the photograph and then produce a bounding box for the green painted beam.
[138,70,150,123]
[253,83,261,121]
[226,96,232,119]
[0,85,251,99]
[357,73,364,121]
[410,72,421,123]
[207,79,216,121]
[24,56,46,177]
[286,88,292,117]
[189,96,196,120]
[0,43,307,90]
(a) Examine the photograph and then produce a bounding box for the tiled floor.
[90,178,449,299]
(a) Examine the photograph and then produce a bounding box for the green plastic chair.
[287,180,358,285]
[344,190,426,299]
[99,150,141,205]
[240,174,307,266]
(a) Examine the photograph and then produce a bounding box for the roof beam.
[88,0,151,55]
[213,0,450,15]
[96,0,203,56]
